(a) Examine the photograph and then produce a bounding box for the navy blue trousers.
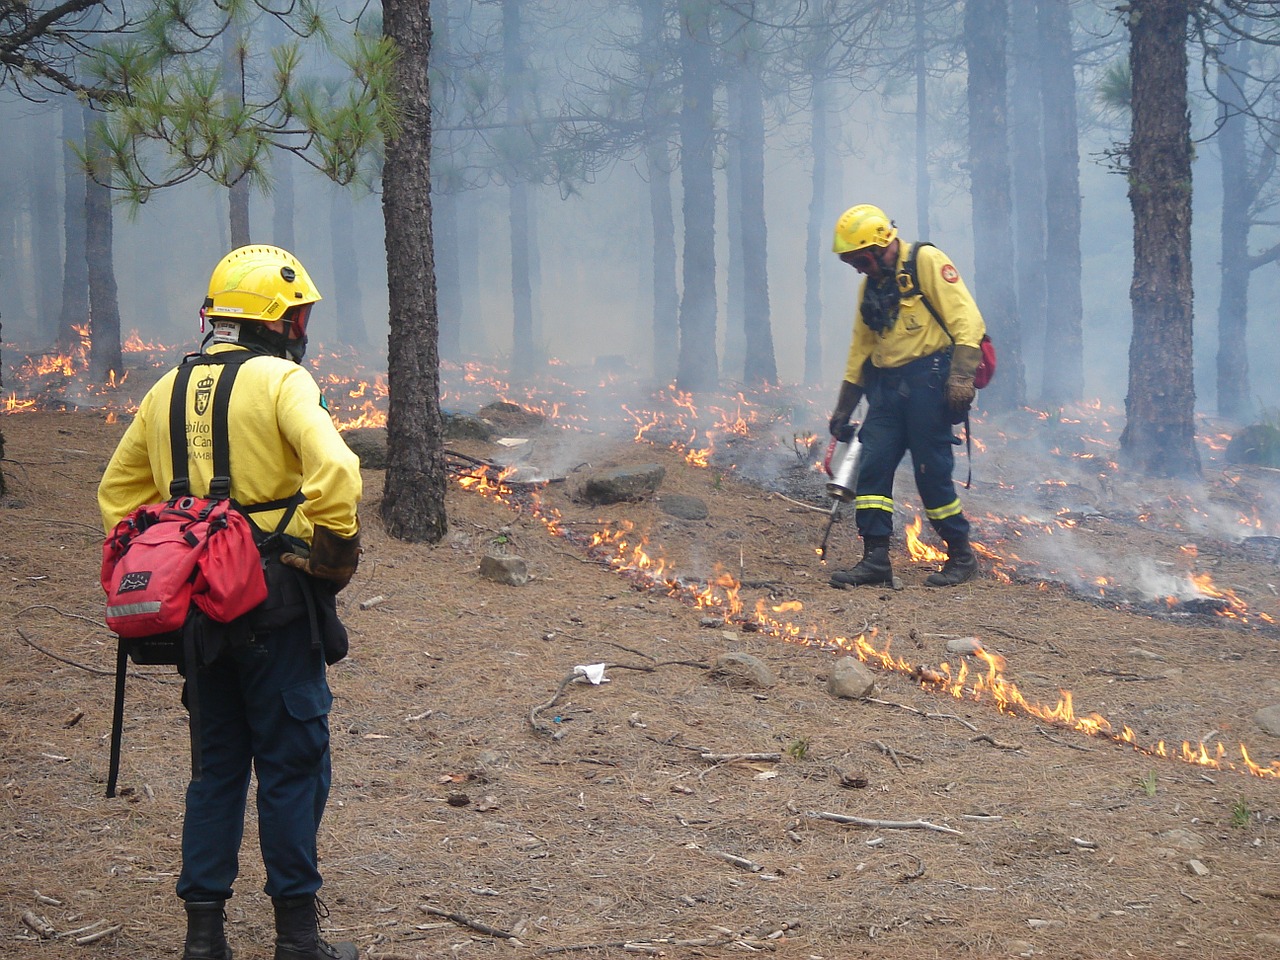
[175,616,333,902]
[854,352,970,546]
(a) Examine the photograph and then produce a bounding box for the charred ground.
[4,396,1280,960]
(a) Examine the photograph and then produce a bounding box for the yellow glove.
[947,345,982,413]
[281,526,362,591]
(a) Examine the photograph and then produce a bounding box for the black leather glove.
[828,380,864,438]
[281,526,362,591]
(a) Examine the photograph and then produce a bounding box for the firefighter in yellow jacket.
[98,246,362,960]
[825,205,985,589]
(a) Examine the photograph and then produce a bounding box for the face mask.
[860,275,901,333]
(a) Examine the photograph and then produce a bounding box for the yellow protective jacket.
[98,344,362,541]
[842,242,986,384]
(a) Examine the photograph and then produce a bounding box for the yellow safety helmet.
[832,204,898,254]
[203,245,321,323]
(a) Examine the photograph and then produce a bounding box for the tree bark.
[638,0,677,383]
[57,97,89,351]
[914,0,931,239]
[1121,0,1199,478]
[29,109,61,337]
[381,0,448,543]
[1037,0,1084,404]
[676,1,719,393]
[224,22,251,247]
[1215,34,1251,420]
[1010,0,1046,396]
[84,108,123,385]
[330,184,367,348]
[965,0,1024,409]
[803,70,829,387]
[504,0,539,379]
[736,25,775,387]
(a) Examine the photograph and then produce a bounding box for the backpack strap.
[167,352,252,501]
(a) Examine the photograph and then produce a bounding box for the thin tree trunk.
[330,185,367,348]
[272,150,296,251]
[1120,0,1199,478]
[738,38,775,386]
[1038,0,1084,404]
[224,22,251,247]
[724,75,745,381]
[676,1,719,393]
[1215,35,1251,420]
[914,0,930,238]
[58,98,89,351]
[965,0,1023,409]
[646,136,678,382]
[30,110,61,338]
[504,0,538,379]
[803,71,828,386]
[84,109,123,385]
[380,0,448,542]
[1010,0,1046,397]
[638,0,677,383]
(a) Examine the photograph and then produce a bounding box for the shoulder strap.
[167,352,253,500]
[901,241,952,340]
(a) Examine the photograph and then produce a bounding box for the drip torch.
[817,424,861,561]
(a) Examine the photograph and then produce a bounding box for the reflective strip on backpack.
[106,601,165,618]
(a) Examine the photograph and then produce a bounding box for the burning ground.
[4,346,1280,958]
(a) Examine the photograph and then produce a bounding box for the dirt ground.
[5,386,1280,960]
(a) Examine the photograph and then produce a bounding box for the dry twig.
[808,811,962,835]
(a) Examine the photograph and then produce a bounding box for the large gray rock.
[341,428,387,469]
[659,494,709,520]
[479,553,529,586]
[710,652,775,689]
[827,657,877,699]
[575,463,666,504]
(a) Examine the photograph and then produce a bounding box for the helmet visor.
[839,249,878,272]
[285,302,313,339]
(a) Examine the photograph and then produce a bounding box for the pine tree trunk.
[330,185,367,348]
[965,0,1024,409]
[1038,0,1084,404]
[30,110,61,336]
[1010,0,1046,396]
[738,40,775,387]
[57,98,89,351]
[637,0,678,383]
[381,0,448,543]
[676,1,719,393]
[85,110,123,385]
[804,71,829,387]
[1215,36,1251,421]
[1121,0,1199,478]
[914,0,931,239]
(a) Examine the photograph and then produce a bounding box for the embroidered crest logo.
[194,374,215,417]
[941,264,959,283]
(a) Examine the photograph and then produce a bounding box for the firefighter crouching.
[98,245,363,960]
[826,204,984,589]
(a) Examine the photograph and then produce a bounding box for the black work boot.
[925,539,979,587]
[829,537,893,589]
[272,896,357,960]
[182,900,232,960]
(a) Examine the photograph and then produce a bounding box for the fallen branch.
[971,733,1022,751]
[700,752,782,763]
[769,491,829,514]
[863,697,979,731]
[418,904,518,940]
[808,811,962,836]
[872,740,923,770]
